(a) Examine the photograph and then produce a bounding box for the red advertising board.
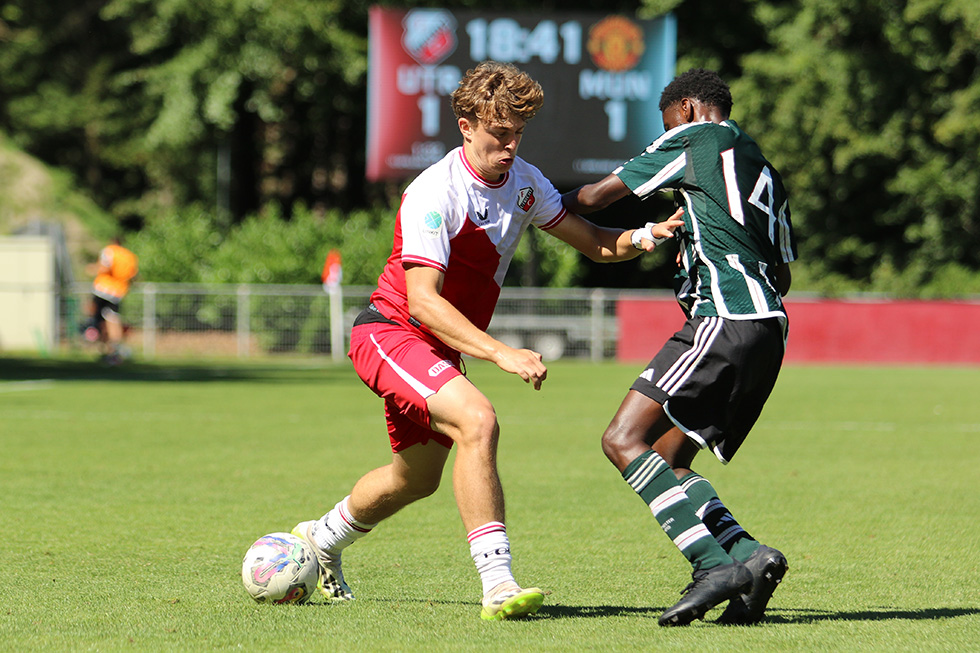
[616,296,980,364]
[366,7,677,184]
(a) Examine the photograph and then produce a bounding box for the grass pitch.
[1,356,978,651]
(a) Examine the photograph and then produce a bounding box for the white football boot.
[291,520,354,601]
[480,581,544,620]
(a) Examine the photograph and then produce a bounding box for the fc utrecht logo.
[402,9,457,65]
[517,187,536,212]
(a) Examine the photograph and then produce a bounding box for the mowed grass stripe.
[1,359,977,651]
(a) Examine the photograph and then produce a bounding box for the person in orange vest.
[83,236,138,364]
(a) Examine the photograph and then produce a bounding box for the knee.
[452,400,499,451]
[601,417,644,464]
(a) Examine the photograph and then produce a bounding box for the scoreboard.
[366,7,677,184]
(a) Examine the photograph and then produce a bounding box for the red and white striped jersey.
[371,146,567,336]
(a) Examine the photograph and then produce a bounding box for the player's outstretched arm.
[405,265,547,390]
[561,173,631,215]
[546,208,684,262]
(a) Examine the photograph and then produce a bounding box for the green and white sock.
[623,450,731,570]
[680,472,759,562]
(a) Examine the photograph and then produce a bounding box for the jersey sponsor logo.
[471,208,489,223]
[422,211,444,239]
[428,359,453,377]
[517,186,535,212]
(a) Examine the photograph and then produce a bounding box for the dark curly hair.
[658,68,733,116]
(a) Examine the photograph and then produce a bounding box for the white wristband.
[630,222,667,250]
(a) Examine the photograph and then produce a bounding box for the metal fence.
[66,282,671,361]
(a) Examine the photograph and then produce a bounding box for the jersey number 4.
[720,148,782,244]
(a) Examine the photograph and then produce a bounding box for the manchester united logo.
[587,16,645,72]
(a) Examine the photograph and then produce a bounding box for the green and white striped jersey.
[615,119,797,320]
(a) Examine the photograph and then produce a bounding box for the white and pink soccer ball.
[241,532,319,604]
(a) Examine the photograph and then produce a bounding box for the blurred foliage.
[128,202,397,286]
[1,0,979,296]
[727,0,980,297]
[0,132,115,236]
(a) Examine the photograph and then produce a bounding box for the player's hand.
[653,207,685,239]
[495,346,548,390]
[631,208,684,252]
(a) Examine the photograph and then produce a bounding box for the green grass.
[1,357,978,651]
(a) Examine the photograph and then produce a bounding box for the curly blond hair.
[451,61,544,126]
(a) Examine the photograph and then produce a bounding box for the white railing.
[64,282,673,361]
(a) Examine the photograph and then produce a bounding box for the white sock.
[311,496,376,555]
[468,521,516,597]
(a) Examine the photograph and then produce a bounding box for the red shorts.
[348,319,463,453]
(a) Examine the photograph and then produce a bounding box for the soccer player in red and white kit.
[292,61,683,620]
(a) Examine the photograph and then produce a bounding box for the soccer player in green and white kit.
[563,68,798,626]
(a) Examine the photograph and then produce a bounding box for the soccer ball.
[241,532,320,604]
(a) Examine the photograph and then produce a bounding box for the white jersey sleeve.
[519,163,567,231]
[396,172,459,273]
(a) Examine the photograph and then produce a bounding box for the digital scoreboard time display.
[367,7,677,184]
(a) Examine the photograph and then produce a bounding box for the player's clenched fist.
[495,346,548,390]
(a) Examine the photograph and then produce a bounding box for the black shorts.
[630,315,786,464]
[93,296,121,324]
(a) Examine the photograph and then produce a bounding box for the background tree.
[0,1,140,221]
[99,0,371,221]
[714,0,980,295]
[2,0,979,294]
